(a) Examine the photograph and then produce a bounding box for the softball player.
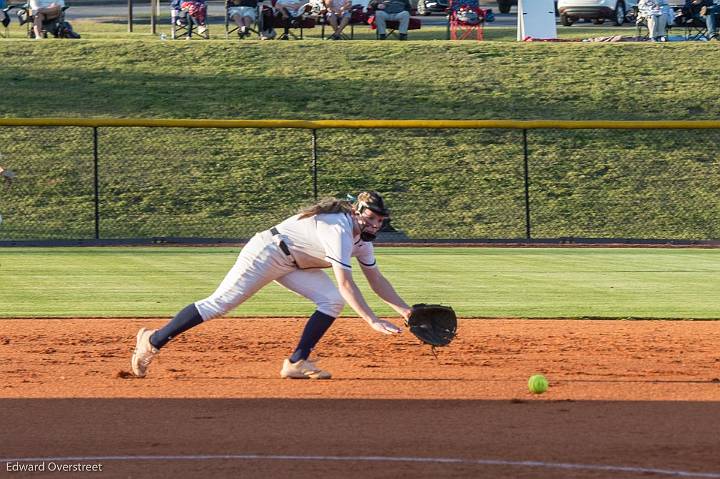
[132,191,412,379]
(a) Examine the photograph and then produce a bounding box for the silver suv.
[557,0,637,26]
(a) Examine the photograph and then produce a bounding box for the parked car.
[557,0,637,26]
[415,0,449,15]
[496,0,558,15]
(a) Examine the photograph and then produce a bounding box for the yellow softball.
[528,374,548,394]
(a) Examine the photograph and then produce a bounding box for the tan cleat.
[131,328,159,378]
[280,358,332,379]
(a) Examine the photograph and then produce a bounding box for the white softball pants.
[194,230,346,321]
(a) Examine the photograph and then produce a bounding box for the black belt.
[270,227,292,257]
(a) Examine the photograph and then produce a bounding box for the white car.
[557,0,638,26]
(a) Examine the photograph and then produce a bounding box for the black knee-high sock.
[150,303,204,349]
[289,310,336,363]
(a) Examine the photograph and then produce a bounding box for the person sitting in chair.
[274,0,312,39]
[703,5,720,39]
[178,0,209,35]
[324,0,351,39]
[682,0,718,38]
[29,0,64,39]
[368,0,411,40]
[638,0,671,41]
[228,0,259,38]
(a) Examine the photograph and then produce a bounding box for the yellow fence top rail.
[3,118,720,129]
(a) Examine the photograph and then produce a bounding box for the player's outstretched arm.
[332,263,401,335]
[361,265,412,322]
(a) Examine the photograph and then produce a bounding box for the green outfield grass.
[1,246,718,318]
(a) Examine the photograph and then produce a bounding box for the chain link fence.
[0,122,718,243]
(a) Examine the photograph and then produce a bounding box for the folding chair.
[11,3,79,38]
[269,0,316,40]
[672,3,711,40]
[634,8,663,39]
[1,4,12,38]
[319,4,367,39]
[679,16,709,40]
[366,6,421,38]
[171,0,210,39]
[225,0,264,39]
[633,4,676,40]
[446,0,484,41]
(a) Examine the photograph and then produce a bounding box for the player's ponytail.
[298,198,354,219]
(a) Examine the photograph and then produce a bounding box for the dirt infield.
[1,318,719,478]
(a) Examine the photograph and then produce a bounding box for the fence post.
[523,128,532,240]
[128,0,133,33]
[150,0,157,34]
[311,128,318,200]
[93,127,100,240]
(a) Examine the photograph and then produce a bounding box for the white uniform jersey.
[274,213,377,270]
[195,211,377,321]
